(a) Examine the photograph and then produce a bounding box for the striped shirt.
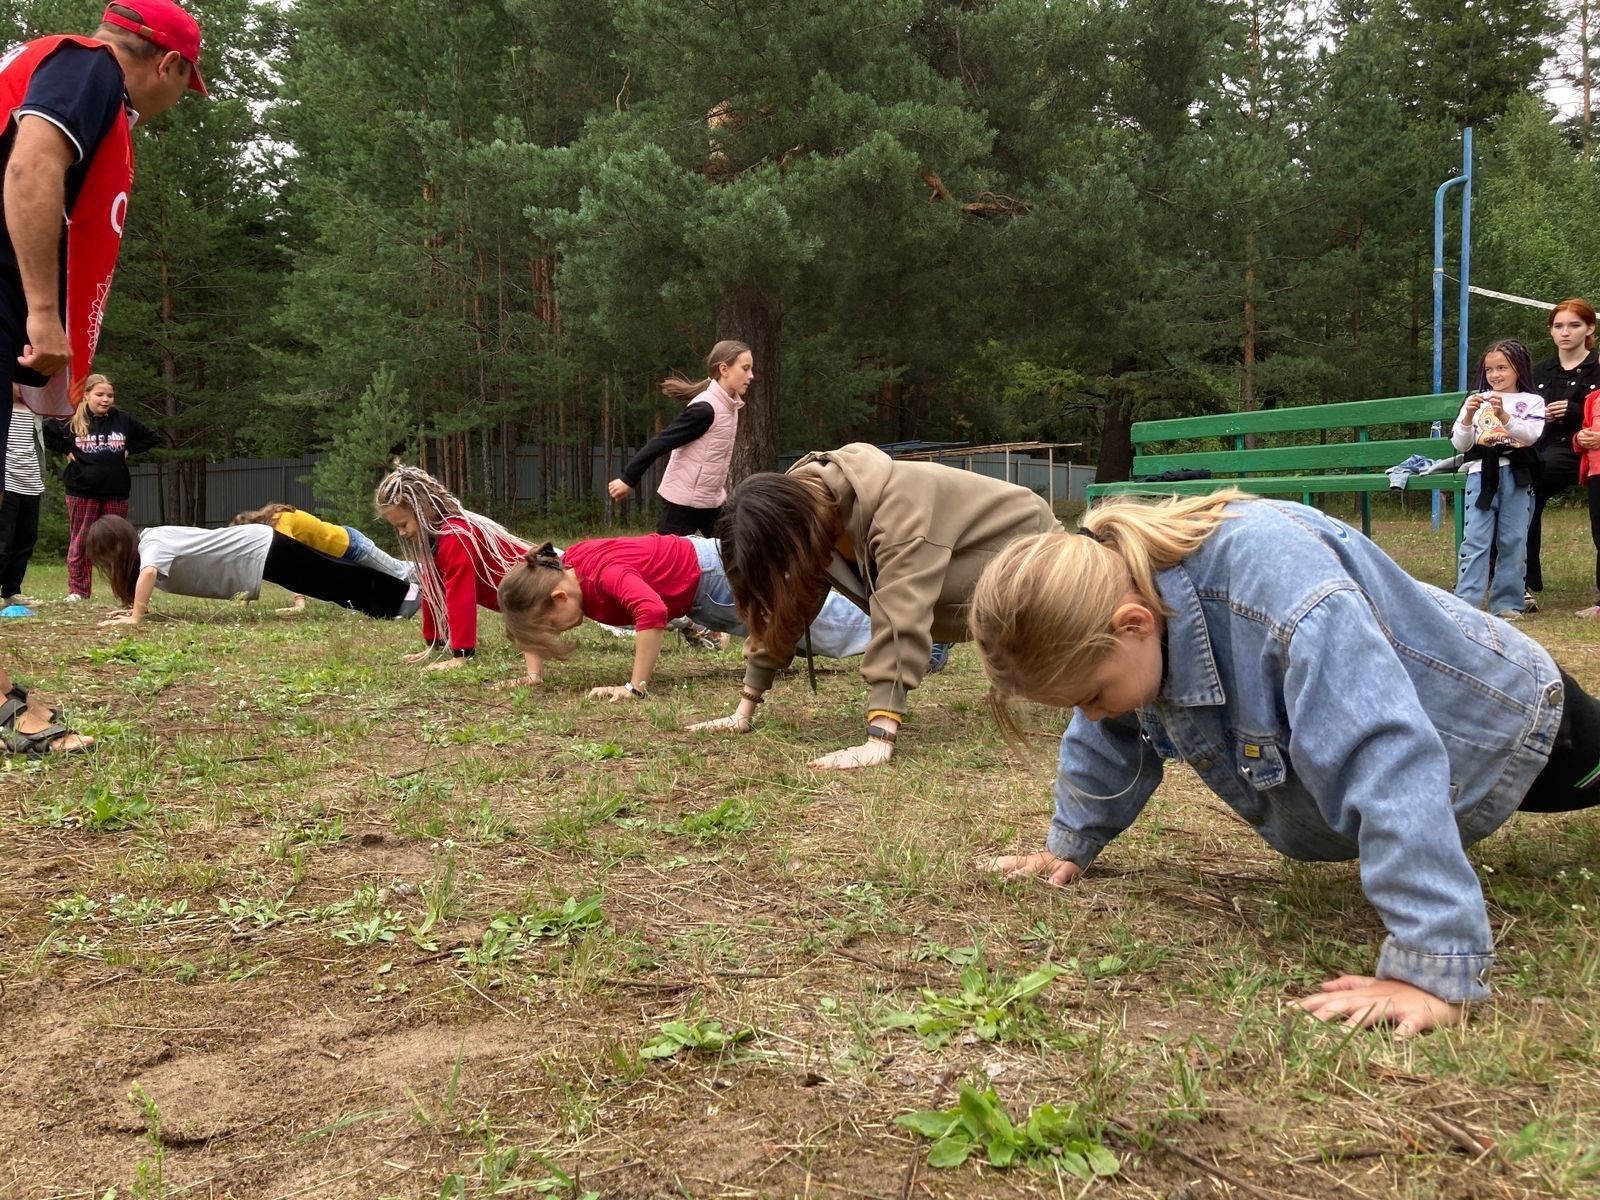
[5,405,45,497]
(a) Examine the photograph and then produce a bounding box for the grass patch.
[2,517,1598,1196]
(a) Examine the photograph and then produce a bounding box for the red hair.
[1549,297,1597,350]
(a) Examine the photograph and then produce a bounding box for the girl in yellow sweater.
[231,504,413,609]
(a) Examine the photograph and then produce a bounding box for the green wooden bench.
[1085,391,1469,545]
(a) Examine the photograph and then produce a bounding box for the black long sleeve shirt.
[619,404,715,488]
[1532,350,1600,446]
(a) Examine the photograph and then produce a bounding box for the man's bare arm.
[4,115,75,376]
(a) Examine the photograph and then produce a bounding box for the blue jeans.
[343,527,415,582]
[1455,465,1534,614]
[686,536,871,658]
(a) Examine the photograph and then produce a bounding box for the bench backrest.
[1130,391,1467,478]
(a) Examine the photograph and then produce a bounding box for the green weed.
[639,1016,754,1061]
[896,1083,1119,1176]
[877,963,1066,1048]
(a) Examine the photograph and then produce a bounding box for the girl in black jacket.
[44,373,162,600]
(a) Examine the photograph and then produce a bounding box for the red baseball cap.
[101,0,208,96]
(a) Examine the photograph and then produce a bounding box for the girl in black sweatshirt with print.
[43,373,162,600]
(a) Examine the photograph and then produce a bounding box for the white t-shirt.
[138,525,274,600]
[1450,390,1545,474]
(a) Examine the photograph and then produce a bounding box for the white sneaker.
[64,593,85,602]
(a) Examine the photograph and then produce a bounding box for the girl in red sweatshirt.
[374,464,538,682]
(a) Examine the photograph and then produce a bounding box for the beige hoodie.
[742,443,1060,715]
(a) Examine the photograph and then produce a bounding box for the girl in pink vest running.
[607,340,753,536]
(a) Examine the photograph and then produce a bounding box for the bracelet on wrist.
[740,687,765,705]
[866,722,898,744]
[452,647,475,659]
[624,680,648,697]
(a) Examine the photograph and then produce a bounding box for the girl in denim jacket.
[971,491,1600,1036]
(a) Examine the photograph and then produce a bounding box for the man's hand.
[982,850,1083,886]
[18,312,69,376]
[1297,974,1465,1038]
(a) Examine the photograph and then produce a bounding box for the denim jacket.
[1047,500,1563,1003]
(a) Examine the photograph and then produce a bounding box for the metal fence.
[130,446,1098,525]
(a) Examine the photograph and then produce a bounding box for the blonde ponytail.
[970,489,1248,705]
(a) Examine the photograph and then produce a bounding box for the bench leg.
[1360,492,1371,538]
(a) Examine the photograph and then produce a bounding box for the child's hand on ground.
[402,648,434,664]
[275,594,307,614]
[423,656,467,673]
[1297,974,1464,1038]
[99,612,140,627]
[588,684,641,703]
[686,712,753,733]
[491,674,541,690]
[809,738,894,770]
[981,850,1082,886]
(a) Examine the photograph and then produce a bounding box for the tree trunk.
[159,252,180,521]
[718,281,782,483]
[1097,395,1135,484]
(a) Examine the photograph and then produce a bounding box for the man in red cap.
[0,1,206,754]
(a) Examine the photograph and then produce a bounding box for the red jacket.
[563,535,701,630]
[422,517,523,651]
[1575,389,1600,486]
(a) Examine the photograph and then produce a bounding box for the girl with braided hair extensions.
[374,463,539,683]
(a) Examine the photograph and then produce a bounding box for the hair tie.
[1077,526,1105,544]
[530,541,563,570]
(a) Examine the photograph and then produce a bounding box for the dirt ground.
[2,517,1598,1199]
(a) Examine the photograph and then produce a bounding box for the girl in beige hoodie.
[688,443,1059,768]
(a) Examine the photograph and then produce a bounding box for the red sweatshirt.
[422,517,525,651]
[563,535,701,630]
[1575,388,1600,486]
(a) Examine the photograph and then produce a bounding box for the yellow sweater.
[273,510,349,558]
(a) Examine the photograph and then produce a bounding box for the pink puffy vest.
[657,380,742,508]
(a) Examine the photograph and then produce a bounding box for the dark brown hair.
[719,473,837,659]
[86,515,142,607]
[229,503,297,527]
[496,543,576,660]
[661,340,752,402]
